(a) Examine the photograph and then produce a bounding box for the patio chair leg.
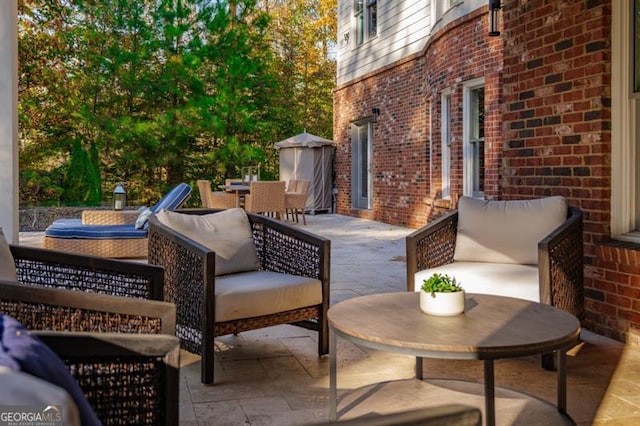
[541,352,556,371]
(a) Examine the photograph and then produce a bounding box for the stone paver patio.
[20,214,640,425]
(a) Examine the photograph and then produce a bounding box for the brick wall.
[333,55,430,225]
[335,0,640,344]
[333,6,502,227]
[500,0,640,342]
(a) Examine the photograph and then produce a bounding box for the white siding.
[337,0,486,85]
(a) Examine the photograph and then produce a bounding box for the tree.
[18,0,337,205]
[63,139,102,206]
[262,0,337,139]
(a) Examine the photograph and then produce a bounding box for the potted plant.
[420,273,465,316]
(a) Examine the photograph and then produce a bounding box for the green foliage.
[19,169,64,206]
[63,139,102,206]
[421,273,463,296]
[18,0,336,206]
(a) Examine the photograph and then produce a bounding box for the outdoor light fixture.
[113,184,126,210]
[488,0,501,37]
[372,107,380,123]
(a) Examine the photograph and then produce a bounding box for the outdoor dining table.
[218,184,250,207]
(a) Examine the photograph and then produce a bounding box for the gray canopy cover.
[274,132,335,213]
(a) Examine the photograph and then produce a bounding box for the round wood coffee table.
[328,292,580,426]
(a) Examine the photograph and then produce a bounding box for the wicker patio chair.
[406,197,584,369]
[11,244,164,299]
[244,180,286,220]
[285,179,310,224]
[0,245,178,425]
[197,179,237,209]
[406,205,584,319]
[36,331,179,426]
[147,208,330,384]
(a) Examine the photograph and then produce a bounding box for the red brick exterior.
[334,0,640,345]
[333,55,429,224]
[501,0,637,343]
[334,6,501,226]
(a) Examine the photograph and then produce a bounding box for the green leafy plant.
[421,273,463,297]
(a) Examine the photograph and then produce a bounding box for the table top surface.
[218,184,251,191]
[328,292,580,360]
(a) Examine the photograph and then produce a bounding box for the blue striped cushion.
[150,183,191,213]
[45,222,146,239]
[44,183,191,240]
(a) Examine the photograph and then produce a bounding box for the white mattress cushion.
[453,196,567,265]
[415,262,540,302]
[0,228,17,282]
[214,270,322,322]
[156,208,260,276]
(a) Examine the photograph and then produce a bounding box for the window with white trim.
[611,0,640,241]
[441,89,452,198]
[463,78,485,198]
[367,0,377,39]
[351,120,373,209]
[432,0,457,26]
[354,0,377,46]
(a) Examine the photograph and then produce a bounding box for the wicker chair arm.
[81,209,140,225]
[10,245,164,300]
[249,213,330,281]
[538,206,585,321]
[35,331,180,426]
[405,211,458,291]
[0,280,175,335]
[147,216,210,358]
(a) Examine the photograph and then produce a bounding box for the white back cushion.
[453,196,567,265]
[0,228,18,282]
[156,208,260,276]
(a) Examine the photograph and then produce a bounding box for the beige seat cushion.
[0,228,17,282]
[415,262,540,302]
[214,270,322,322]
[156,208,260,276]
[453,196,567,265]
[0,366,81,426]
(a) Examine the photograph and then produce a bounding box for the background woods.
[18,0,336,206]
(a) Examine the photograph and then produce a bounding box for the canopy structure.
[274,132,335,214]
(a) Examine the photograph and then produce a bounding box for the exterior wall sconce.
[488,0,501,37]
[372,107,380,123]
[113,184,126,210]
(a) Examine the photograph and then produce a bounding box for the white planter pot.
[420,290,465,316]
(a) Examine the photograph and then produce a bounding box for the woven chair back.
[197,180,214,207]
[246,181,286,218]
[197,179,236,209]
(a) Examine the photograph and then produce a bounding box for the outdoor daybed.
[147,207,330,384]
[43,183,191,258]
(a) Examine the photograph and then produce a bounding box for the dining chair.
[197,180,237,209]
[244,181,286,220]
[285,179,310,224]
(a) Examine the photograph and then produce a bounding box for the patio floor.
[20,214,640,425]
